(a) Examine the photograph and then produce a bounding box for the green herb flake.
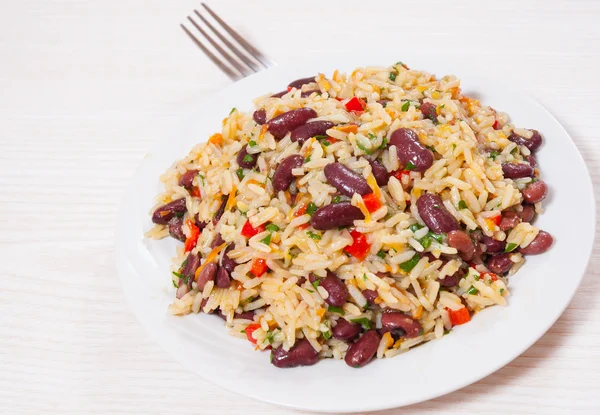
[306,202,317,215]
[368,133,377,140]
[505,242,518,252]
[266,331,276,344]
[400,254,421,273]
[323,330,332,340]
[307,288,315,293]
[489,150,499,160]
[389,71,397,82]
[311,278,321,289]
[265,224,280,233]
[332,195,342,204]
[443,329,451,335]
[363,273,368,281]
[452,144,457,150]
[474,274,480,281]
[428,232,444,243]
[198,174,206,186]
[315,135,329,140]
[270,353,274,363]
[260,233,272,245]
[172,271,183,279]
[305,155,311,163]
[172,279,178,288]
[409,223,424,232]
[466,286,479,295]
[418,328,424,336]
[243,154,253,163]
[404,161,416,171]
[401,101,410,111]
[426,145,437,153]
[500,288,505,295]
[458,200,468,210]
[322,140,331,147]
[328,305,345,315]
[419,236,432,249]
[307,231,322,240]
[248,140,257,147]
[175,211,185,218]
[356,141,373,155]
[379,137,388,149]
[351,317,372,330]
[229,107,236,114]
[511,146,519,155]
[236,168,245,180]
[377,250,386,259]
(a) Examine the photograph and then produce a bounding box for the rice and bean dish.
[146,63,553,368]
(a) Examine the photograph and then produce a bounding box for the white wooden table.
[2,0,599,413]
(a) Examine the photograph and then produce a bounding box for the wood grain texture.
[1,0,599,413]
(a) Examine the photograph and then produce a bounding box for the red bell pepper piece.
[492,119,501,130]
[390,169,411,182]
[345,97,366,114]
[251,258,268,277]
[190,186,201,198]
[446,307,471,326]
[241,220,265,238]
[491,213,501,226]
[183,219,200,252]
[344,230,371,261]
[362,193,382,213]
[244,323,261,344]
[294,204,309,230]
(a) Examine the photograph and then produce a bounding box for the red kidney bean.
[151,198,187,225]
[508,129,543,152]
[271,90,288,98]
[296,276,307,286]
[178,169,198,189]
[194,213,208,232]
[309,271,348,307]
[236,144,258,169]
[502,162,534,179]
[333,319,362,340]
[290,121,334,145]
[266,108,318,140]
[211,233,225,248]
[518,204,536,222]
[181,253,201,289]
[311,202,365,230]
[221,244,237,273]
[381,312,422,338]
[520,230,553,255]
[420,102,438,122]
[481,234,506,253]
[523,180,548,204]
[271,338,319,368]
[447,230,475,261]
[486,253,513,274]
[416,193,459,233]
[526,154,537,167]
[324,162,372,197]
[196,262,217,291]
[301,89,321,98]
[253,109,267,125]
[344,330,381,368]
[234,311,255,320]
[362,289,378,304]
[369,159,389,186]
[273,155,304,192]
[389,128,434,172]
[215,265,231,288]
[168,217,186,242]
[499,211,521,231]
[376,99,390,107]
[212,195,228,225]
[288,76,316,89]
[438,268,465,287]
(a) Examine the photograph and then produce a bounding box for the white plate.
[115,51,595,413]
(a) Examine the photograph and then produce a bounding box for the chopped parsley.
[172,271,184,279]
[248,140,257,147]
[377,250,386,259]
[489,150,499,160]
[419,236,432,249]
[500,288,505,295]
[315,135,328,140]
[418,328,424,336]
[356,141,374,155]
[229,107,236,114]
[458,200,468,210]
[198,174,205,186]
[368,133,377,140]
[452,143,457,150]
[400,254,420,273]
[236,168,245,180]
[172,279,178,288]
[428,232,444,243]
[389,71,397,82]
[404,161,416,171]
[328,305,345,315]
[243,154,253,163]
[305,155,311,163]
[266,331,276,344]
[409,223,424,232]
[307,231,322,240]
[401,101,410,112]
[322,140,331,147]
[505,242,518,253]
[260,233,272,245]
[311,278,321,289]
[426,145,437,153]
[332,195,342,204]
[306,202,317,215]
[265,223,280,232]
[351,317,372,330]
[466,286,479,295]
[323,329,332,340]
[175,211,185,218]
[379,136,388,149]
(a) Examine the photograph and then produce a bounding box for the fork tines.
[181,3,274,81]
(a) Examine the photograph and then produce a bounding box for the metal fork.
[181,3,275,81]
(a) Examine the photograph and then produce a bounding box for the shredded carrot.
[412,305,423,319]
[316,308,326,318]
[208,133,223,145]
[382,332,394,348]
[194,243,227,281]
[335,124,358,134]
[393,339,402,349]
[225,185,237,211]
[258,124,268,141]
[366,173,382,199]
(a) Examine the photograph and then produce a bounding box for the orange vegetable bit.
[183,219,200,253]
[244,323,261,344]
[293,204,310,230]
[446,307,471,326]
[251,258,268,278]
[362,193,382,213]
[208,133,223,145]
[335,124,359,134]
[190,186,201,198]
[344,230,371,261]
